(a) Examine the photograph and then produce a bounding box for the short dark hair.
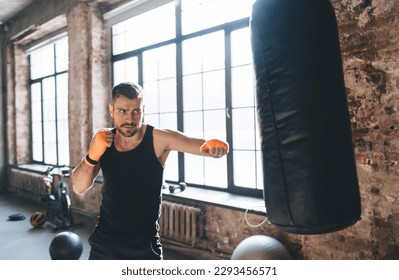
[111,82,144,104]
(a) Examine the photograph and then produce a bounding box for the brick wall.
[1,0,399,259]
[336,0,399,259]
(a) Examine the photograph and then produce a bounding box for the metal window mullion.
[53,44,59,165]
[30,70,66,84]
[110,26,116,86]
[138,53,143,86]
[40,81,45,164]
[200,35,206,185]
[28,56,35,163]
[224,29,235,191]
[175,0,185,183]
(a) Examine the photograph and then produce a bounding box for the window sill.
[10,164,267,216]
[8,163,56,174]
[162,185,266,216]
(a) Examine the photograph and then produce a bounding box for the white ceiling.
[0,0,34,25]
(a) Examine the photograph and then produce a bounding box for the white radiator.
[159,201,203,246]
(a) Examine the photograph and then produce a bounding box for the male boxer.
[72,82,229,259]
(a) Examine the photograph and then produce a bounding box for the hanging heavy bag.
[250,0,361,234]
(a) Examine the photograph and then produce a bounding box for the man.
[72,82,229,260]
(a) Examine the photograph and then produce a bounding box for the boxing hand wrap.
[200,139,229,158]
[84,154,98,166]
[84,130,112,166]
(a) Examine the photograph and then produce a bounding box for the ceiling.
[0,0,34,25]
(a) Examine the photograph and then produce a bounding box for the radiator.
[159,201,203,246]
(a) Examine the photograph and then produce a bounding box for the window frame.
[28,35,69,166]
[108,0,262,198]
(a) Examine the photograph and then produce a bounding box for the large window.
[29,36,69,166]
[111,0,261,196]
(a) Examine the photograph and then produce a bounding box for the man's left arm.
[156,129,229,158]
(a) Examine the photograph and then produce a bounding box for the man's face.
[109,95,144,138]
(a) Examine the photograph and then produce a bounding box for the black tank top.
[97,125,164,238]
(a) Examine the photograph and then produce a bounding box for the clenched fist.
[200,139,229,158]
[85,129,114,166]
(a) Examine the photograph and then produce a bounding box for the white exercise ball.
[231,235,292,260]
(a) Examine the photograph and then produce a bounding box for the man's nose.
[125,112,136,122]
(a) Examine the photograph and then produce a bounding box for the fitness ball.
[231,235,292,260]
[49,231,83,260]
[30,212,46,228]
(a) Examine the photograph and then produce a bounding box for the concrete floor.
[0,191,212,261]
[0,192,188,260]
[0,192,95,260]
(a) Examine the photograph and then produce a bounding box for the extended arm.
[156,129,229,158]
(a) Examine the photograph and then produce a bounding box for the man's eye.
[118,110,125,114]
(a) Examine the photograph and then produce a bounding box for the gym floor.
[0,191,187,260]
[0,192,94,260]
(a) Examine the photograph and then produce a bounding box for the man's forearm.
[71,160,100,194]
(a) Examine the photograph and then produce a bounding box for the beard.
[116,123,140,137]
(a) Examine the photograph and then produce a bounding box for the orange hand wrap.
[84,130,113,166]
[200,139,229,158]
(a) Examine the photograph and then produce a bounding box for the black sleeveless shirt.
[97,125,164,238]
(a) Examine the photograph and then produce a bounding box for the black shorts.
[88,230,163,260]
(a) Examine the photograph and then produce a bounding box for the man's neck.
[114,124,146,151]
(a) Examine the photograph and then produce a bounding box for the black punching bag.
[250,0,361,234]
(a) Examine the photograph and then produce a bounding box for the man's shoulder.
[152,127,173,137]
[152,127,181,143]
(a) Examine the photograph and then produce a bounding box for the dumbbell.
[169,182,187,193]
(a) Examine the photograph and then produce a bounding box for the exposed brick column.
[5,44,16,165]
[67,2,94,167]
[90,3,111,132]
[0,38,8,190]
[67,2,111,167]
[13,44,30,164]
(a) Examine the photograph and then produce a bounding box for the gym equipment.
[169,182,187,193]
[40,166,83,231]
[231,235,292,260]
[7,213,26,221]
[250,0,361,234]
[30,212,46,228]
[49,231,83,260]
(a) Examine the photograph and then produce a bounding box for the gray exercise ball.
[231,235,292,260]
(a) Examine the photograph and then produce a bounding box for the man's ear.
[109,104,113,117]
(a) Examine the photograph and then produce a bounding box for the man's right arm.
[71,161,101,194]
[72,129,114,194]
